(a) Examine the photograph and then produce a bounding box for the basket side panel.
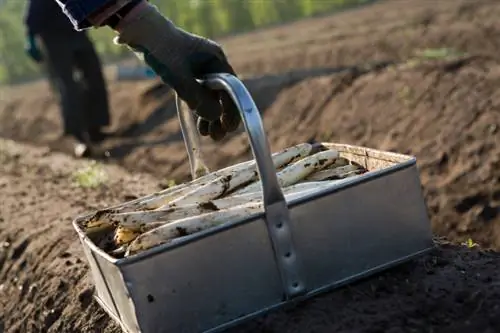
[121,217,284,333]
[290,164,433,291]
[78,234,121,320]
[93,252,142,333]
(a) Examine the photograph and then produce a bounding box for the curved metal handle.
[198,73,306,298]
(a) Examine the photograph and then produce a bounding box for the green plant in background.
[0,139,6,163]
[164,179,177,188]
[415,47,467,60]
[402,47,467,69]
[0,0,373,85]
[462,238,478,249]
[73,161,108,188]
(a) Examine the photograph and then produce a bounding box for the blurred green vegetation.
[0,0,373,84]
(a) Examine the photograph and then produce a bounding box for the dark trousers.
[38,31,110,142]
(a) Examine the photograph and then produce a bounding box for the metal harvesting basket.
[73,73,434,333]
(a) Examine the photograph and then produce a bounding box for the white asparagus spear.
[83,143,312,219]
[86,179,343,238]
[305,164,364,181]
[167,169,258,206]
[112,197,262,230]
[123,178,351,255]
[110,181,349,255]
[141,143,314,208]
[103,181,340,231]
[330,157,351,168]
[130,142,313,210]
[232,149,339,195]
[224,181,339,201]
[80,143,313,232]
[107,157,264,212]
[113,179,354,249]
[186,142,313,186]
[278,149,340,185]
[166,148,338,207]
[81,172,259,234]
[125,202,264,256]
[114,199,267,246]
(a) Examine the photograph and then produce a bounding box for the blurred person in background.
[24,0,112,157]
[52,0,241,142]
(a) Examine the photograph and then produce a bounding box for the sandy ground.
[1,0,500,332]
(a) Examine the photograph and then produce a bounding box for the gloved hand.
[25,34,43,63]
[114,2,240,141]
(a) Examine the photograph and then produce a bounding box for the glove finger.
[193,88,224,122]
[219,91,241,132]
[190,49,241,133]
[208,119,226,141]
[196,117,210,137]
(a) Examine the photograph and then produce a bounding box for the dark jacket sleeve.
[25,0,76,36]
[54,0,136,30]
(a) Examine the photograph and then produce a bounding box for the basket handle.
[178,73,306,299]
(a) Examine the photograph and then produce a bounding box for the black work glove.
[114,2,240,141]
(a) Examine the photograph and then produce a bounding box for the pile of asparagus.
[78,143,367,258]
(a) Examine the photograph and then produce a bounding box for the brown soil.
[1,0,500,332]
[1,139,499,333]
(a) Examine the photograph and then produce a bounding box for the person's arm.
[53,0,139,30]
[54,0,240,140]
